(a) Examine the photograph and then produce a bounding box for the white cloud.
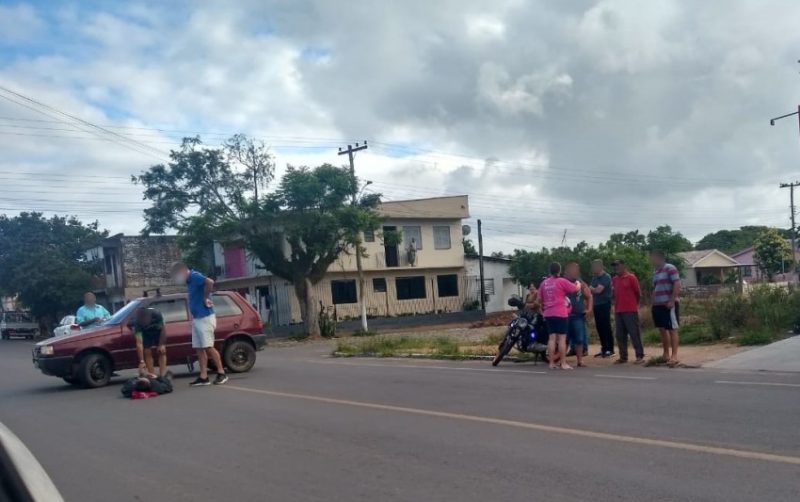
[1,0,800,252]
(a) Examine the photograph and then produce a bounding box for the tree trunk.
[294,277,320,338]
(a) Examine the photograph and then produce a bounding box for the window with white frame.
[433,225,451,249]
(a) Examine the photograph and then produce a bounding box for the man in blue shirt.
[75,292,111,328]
[171,262,228,386]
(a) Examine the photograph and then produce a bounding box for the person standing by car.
[171,262,228,386]
[611,260,644,364]
[540,262,581,370]
[133,307,168,378]
[564,261,592,366]
[650,250,682,367]
[75,292,111,328]
[590,259,615,358]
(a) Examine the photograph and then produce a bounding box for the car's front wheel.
[78,353,112,388]
[223,340,256,373]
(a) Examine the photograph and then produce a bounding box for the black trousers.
[593,303,614,354]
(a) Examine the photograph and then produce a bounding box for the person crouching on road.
[133,307,168,378]
[171,262,228,386]
[540,262,581,371]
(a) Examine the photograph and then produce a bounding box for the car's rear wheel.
[223,340,256,373]
[78,353,112,388]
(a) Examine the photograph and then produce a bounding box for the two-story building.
[213,195,477,325]
[85,234,183,311]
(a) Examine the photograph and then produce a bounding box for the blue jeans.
[568,315,588,351]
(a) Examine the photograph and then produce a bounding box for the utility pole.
[338,141,369,332]
[477,219,486,312]
[770,101,800,280]
[780,181,800,277]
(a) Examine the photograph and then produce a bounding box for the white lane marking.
[225,385,800,466]
[715,380,800,388]
[306,359,548,375]
[593,374,657,381]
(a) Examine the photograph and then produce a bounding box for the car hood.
[37,325,120,346]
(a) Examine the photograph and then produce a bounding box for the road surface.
[1,339,798,501]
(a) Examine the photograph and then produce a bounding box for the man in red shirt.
[611,260,644,364]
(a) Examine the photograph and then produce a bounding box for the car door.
[147,298,193,362]
[210,294,244,347]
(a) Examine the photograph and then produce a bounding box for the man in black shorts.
[133,307,168,378]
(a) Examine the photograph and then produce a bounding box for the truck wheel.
[78,353,112,388]
[223,340,256,373]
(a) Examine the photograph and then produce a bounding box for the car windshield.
[102,300,142,326]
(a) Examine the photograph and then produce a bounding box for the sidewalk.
[704,335,800,372]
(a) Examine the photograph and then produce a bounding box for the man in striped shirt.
[650,250,682,367]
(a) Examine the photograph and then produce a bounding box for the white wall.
[465,257,521,313]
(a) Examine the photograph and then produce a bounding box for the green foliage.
[707,293,749,339]
[707,285,799,340]
[318,302,336,338]
[736,330,774,346]
[645,225,693,255]
[463,238,477,256]
[134,136,381,336]
[696,226,791,256]
[753,228,791,281]
[0,213,106,328]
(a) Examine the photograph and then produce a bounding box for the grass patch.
[645,355,668,367]
[333,331,513,358]
[735,330,774,346]
[643,324,713,345]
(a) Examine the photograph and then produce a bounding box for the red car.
[32,291,266,388]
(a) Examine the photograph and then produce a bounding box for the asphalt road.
[1,338,799,502]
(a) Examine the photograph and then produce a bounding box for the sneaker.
[213,373,229,385]
[190,377,210,386]
[603,351,615,358]
[613,359,627,365]
[594,352,604,358]
[633,358,646,365]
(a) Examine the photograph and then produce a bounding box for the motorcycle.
[491,295,549,366]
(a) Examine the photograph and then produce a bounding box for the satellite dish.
[462,224,471,236]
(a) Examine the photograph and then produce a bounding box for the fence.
[309,272,482,323]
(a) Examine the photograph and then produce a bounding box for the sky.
[2,0,800,254]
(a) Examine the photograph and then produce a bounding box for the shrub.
[748,286,792,331]
[707,293,749,339]
[736,330,774,346]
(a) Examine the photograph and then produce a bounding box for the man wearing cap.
[611,260,644,364]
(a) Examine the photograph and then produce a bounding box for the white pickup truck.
[0,310,39,340]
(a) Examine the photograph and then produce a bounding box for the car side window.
[149,299,189,323]
[213,295,243,317]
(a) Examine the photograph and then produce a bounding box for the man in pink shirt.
[539,262,581,370]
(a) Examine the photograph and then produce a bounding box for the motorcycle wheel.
[492,337,515,367]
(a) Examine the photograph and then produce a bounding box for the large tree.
[134,136,381,336]
[0,212,105,331]
[753,228,792,281]
[695,226,790,255]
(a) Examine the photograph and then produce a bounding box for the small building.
[213,196,478,325]
[465,256,523,313]
[85,234,183,311]
[731,240,800,283]
[676,249,741,287]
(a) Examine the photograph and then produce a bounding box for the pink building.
[731,240,800,283]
